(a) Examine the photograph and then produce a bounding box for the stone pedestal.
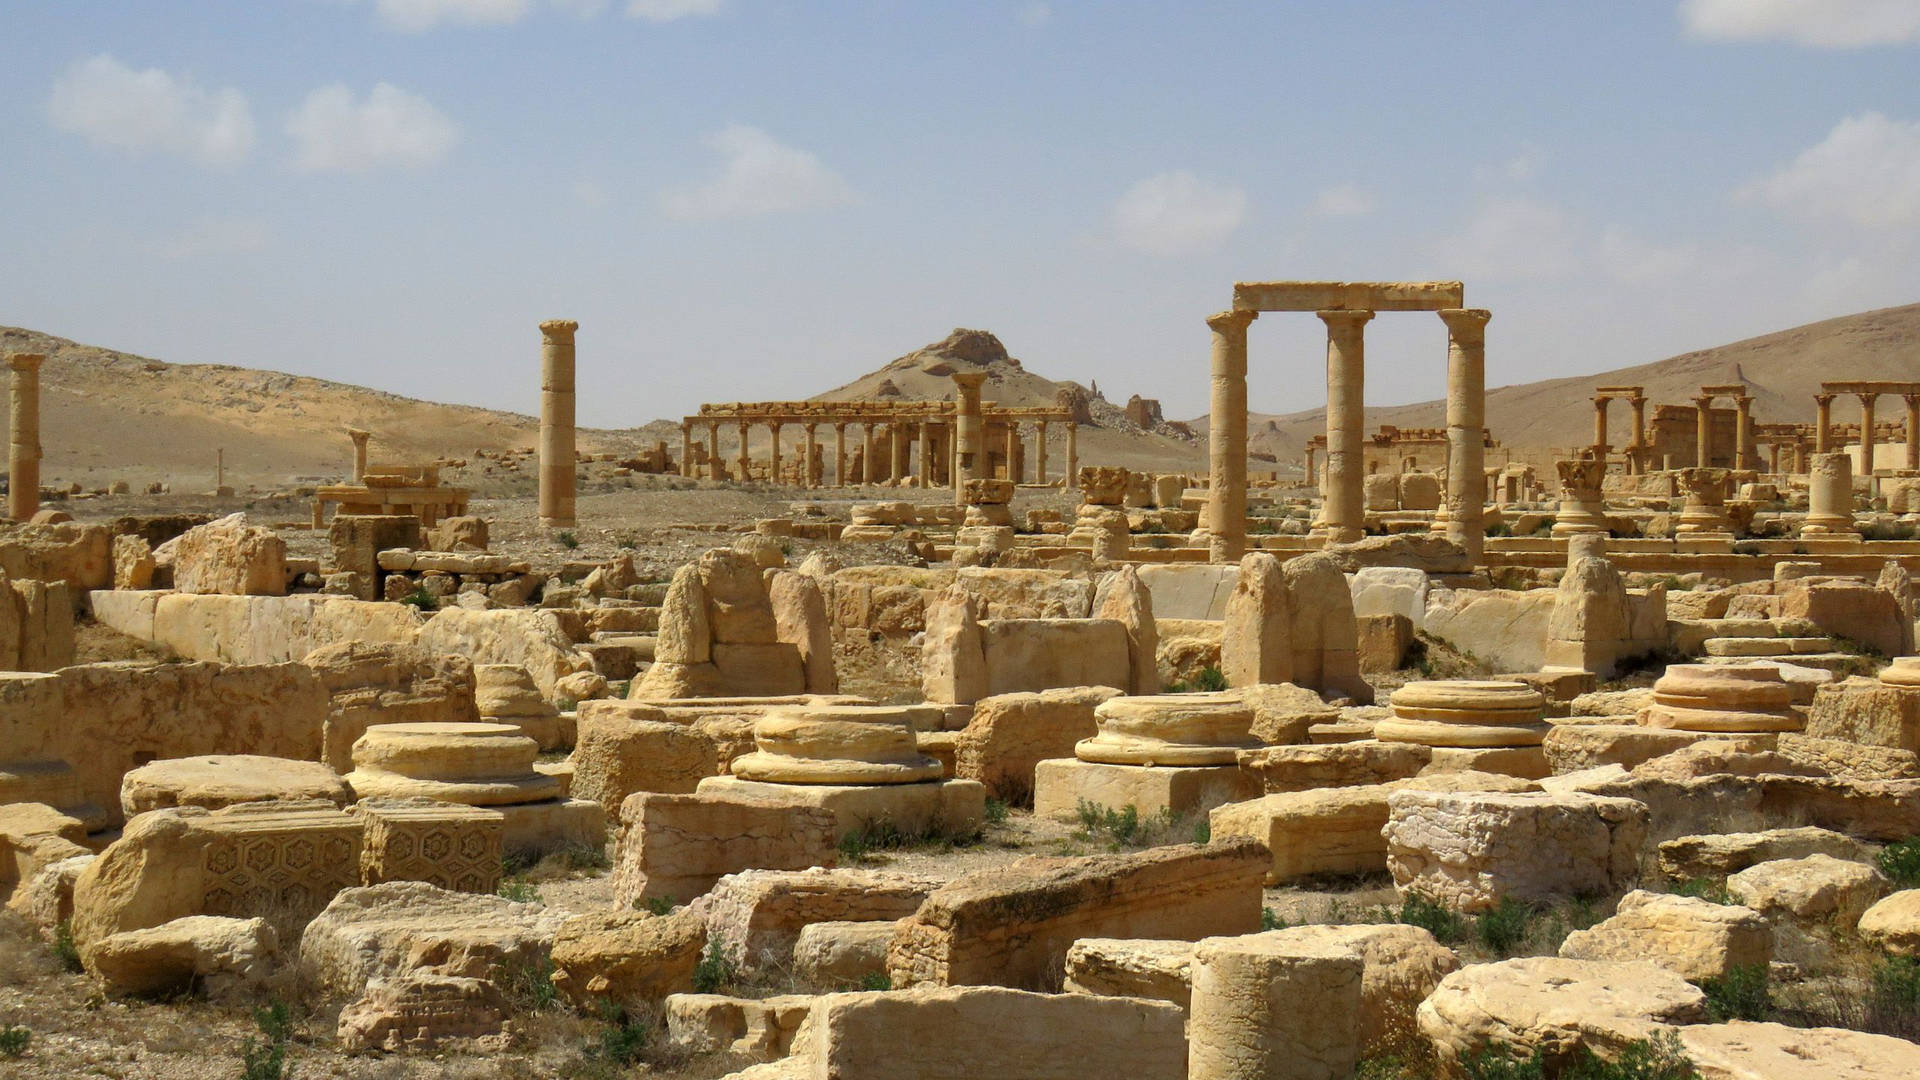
[8,353,44,522]
[697,774,985,841]
[1188,932,1363,1080]
[1033,759,1259,821]
[1033,693,1263,819]
[1676,468,1734,536]
[1550,458,1607,537]
[1374,680,1549,778]
[475,664,564,750]
[538,320,578,528]
[1641,664,1799,733]
[1803,452,1858,536]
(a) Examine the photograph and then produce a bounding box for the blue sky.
[4,0,1918,427]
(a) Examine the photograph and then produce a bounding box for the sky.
[3,0,1919,429]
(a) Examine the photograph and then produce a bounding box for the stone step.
[1702,636,1836,657]
[1699,652,1864,675]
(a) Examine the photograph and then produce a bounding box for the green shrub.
[1393,895,1468,946]
[1564,1031,1698,1079]
[858,972,892,991]
[1460,1044,1547,1080]
[693,939,737,995]
[0,1025,29,1058]
[498,876,540,903]
[1191,818,1211,844]
[398,585,438,612]
[1877,837,1920,887]
[499,957,560,1012]
[635,895,677,916]
[1699,964,1771,1022]
[1669,878,1732,905]
[590,1001,650,1066]
[52,919,83,973]
[984,798,1010,825]
[1193,666,1229,693]
[1474,897,1535,956]
[1261,907,1288,932]
[557,530,580,549]
[239,1001,293,1080]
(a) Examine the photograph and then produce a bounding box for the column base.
[1032,759,1260,821]
[540,517,578,529]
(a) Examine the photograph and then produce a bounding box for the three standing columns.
[1315,309,1374,545]
[1436,308,1490,563]
[537,320,578,528]
[1206,309,1257,563]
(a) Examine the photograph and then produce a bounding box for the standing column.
[1794,439,1809,474]
[917,422,933,487]
[1768,442,1781,473]
[833,423,848,486]
[769,421,784,485]
[1815,393,1835,453]
[7,353,44,521]
[1735,395,1754,469]
[1304,446,1318,487]
[1064,422,1079,487]
[707,421,723,480]
[952,372,987,505]
[1628,396,1648,475]
[735,420,751,481]
[1316,309,1374,544]
[347,427,371,483]
[890,422,908,481]
[1005,422,1021,484]
[1592,398,1609,454]
[861,423,879,484]
[803,423,819,488]
[1859,393,1880,478]
[537,319,577,528]
[1906,394,1920,471]
[679,423,694,478]
[1436,308,1491,563]
[1034,421,1049,484]
[1693,395,1714,468]
[1206,309,1256,563]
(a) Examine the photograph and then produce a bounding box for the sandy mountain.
[0,326,651,491]
[1208,302,1920,468]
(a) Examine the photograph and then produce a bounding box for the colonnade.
[1590,385,1648,473]
[1816,381,1920,475]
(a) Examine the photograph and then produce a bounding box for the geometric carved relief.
[198,801,362,927]
[357,798,503,894]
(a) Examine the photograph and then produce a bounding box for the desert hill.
[1214,302,1920,469]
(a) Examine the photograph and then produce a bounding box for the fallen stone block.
[88,914,278,999]
[1858,889,1920,957]
[1557,890,1771,982]
[1416,957,1706,1069]
[1384,789,1647,913]
[1678,1019,1920,1080]
[297,881,566,998]
[1189,930,1364,1080]
[611,791,838,907]
[549,908,706,1010]
[1657,826,1869,883]
[688,867,937,977]
[336,973,513,1053]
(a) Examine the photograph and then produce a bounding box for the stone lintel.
[1821,380,1920,395]
[1231,280,1463,313]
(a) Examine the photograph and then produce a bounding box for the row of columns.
[1591,393,1648,473]
[1813,391,1920,472]
[1206,306,1490,564]
[677,414,1080,492]
[1692,392,1754,470]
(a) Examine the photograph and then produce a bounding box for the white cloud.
[1737,112,1920,229]
[46,54,254,167]
[369,0,530,31]
[1017,3,1053,27]
[1680,0,1920,47]
[158,216,272,259]
[1597,226,1699,284]
[625,0,723,21]
[286,83,459,173]
[1108,171,1247,256]
[1442,197,1582,280]
[1315,184,1373,216]
[661,125,853,220]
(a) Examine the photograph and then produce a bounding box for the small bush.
[1669,878,1733,906]
[1393,895,1468,946]
[239,1001,293,1080]
[1564,1031,1698,1079]
[52,919,83,973]
[398,585,438,612]
[635,895,677,916]
[498,876,540,903]
[1460,1043,1547,1080]
[1475,897,1535,957]
[858,972,891,991]
[590,1001,650,1066]
[499,957,560,1012]
[1700,964,1771,1022]
[1193,666,1229,692]
[557,530,580,549]
[1878,837,1920,887]
[984,798,1010,825]
[1261,907,1288,931]
[1191,818,1211,844]
[693,939,737,995]
[0,1025,29,1058]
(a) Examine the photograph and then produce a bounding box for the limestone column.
[1206,309,1256,563]
[1188,934,1364,1080]
[833,423,848,486]
[1794,439,1808,474]
[1859,393,1879,477]
[1815,393,1835,453]
[862,423,878,484]
[707,421,723,480]
[1768,442,1781,473]
[733,420,749,481]
[1064,422,1079,487]
[1005,423,1021,484]
[7,353,44,521]
[1437,308,1490,563]
[918,422,933,487]
[679,423,694,478]
[1034,421,1049,484]
[1906,394,1920,471]
[1629,396,1647,465]
[1303,446,1317,487]
[346,427,371,483]
[952,372,987,506]
[1693,395,1714,468]
[1316,309,1374,544]
[1592,397,1610,454]
[1735,395,1754,469]
[1804,452,1858,536]
[769,421,784,485]
[804,423,819,488]
[537,319,577,528]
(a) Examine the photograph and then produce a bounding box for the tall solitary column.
[1735,396,1754,469]
[1859,393,1880,477]
[833,423,848,486]
[1906,394,1920,471]
[1206,309,1257,563]
[804,423,819,488]
[1304,446,1318,487]
[1592,398,1610,454]
[679,423,694,477]
[1815,393,1835,453]
[347,427,371,483]
[1628,396,1648,474]
[769,421,784,485]
[1437,308,1491,563]
[1064,422,1079,487]
[1316,309,1374,545]
[1034,421,1049,484]
[8,353,45,521]
[538,320,578,528]
[917,423,933,487]
[1693,395,1714,468]
[952,372,988,505]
